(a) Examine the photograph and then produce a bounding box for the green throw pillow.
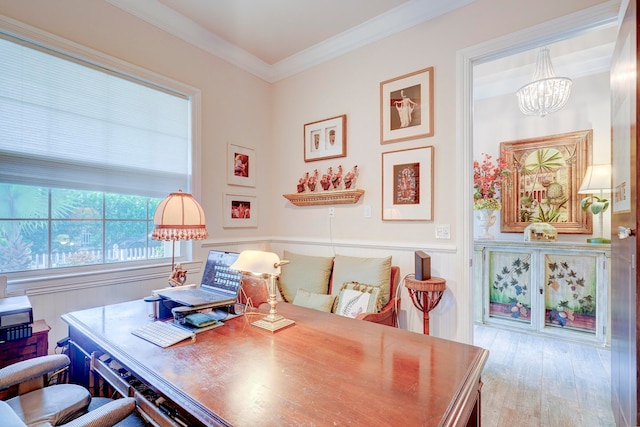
[277,251,334,302]
[292,288,336,313]
[330,255,391,306]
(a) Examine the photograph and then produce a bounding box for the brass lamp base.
[252,314,295,332]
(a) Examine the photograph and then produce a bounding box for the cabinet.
[0,319,50,368]
[0,319,50,399]
[474,241,610,345]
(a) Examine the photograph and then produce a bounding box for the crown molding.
[107,0,474,83]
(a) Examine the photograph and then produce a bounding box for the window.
[0,25,196,274]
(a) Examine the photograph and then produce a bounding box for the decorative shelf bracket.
[283,189,365,206]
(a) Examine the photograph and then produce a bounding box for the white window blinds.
[0,35,191,198]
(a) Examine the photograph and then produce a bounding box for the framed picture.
[222,193,257,228]
[382,146,434,221]
[227,144,256,187]
[304,114,346,162]
[500,130,592,234]
[380,67,434,144]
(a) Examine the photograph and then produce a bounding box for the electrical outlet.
[328,207,335,217]
[435,224,451,239]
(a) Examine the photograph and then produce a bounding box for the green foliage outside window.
[0,183,164,273]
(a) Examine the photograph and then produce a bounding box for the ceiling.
[106,0,475,82]
[474,24,618,100]
[106,0,617,89]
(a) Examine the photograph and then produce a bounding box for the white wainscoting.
[202,238,463,340]
[8,237,467,354]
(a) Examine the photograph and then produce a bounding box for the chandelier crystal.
[516,47,572,117]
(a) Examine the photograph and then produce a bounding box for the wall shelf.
[283,189,365,206]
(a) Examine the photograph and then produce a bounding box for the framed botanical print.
[380,67,434,144]
[222,193,257,228]
[382,146,434,221]
[228,144,256,187]
[304,115,347,162]
[500,130,592,234]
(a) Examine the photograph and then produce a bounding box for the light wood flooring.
[473,324,615,427]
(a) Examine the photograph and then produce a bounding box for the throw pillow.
[330,255,392,306]
[292,288,336,313]
[334,283,381,318]
[336,281,382,313]
[277,251,334,302]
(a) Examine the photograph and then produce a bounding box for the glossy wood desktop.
[62,300,488,426]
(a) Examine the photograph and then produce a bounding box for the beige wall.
[0,0,274,241]
[269,0,607,244]
[267,0,610,342]
[0,0,611,344]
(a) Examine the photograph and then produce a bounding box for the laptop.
[158,250,242,307]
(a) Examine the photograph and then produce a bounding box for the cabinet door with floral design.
[488,251,532,324]
[543,253,597,334]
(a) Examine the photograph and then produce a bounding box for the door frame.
[456,1,620,342]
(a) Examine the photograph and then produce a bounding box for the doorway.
[456,2,619,343]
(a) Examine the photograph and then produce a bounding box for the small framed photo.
[227,144,256,187]
[382,146,434,221]
[223,193,257,228]
[380,67,434,144]
[304,114,347,162]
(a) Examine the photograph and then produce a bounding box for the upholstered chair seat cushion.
[0,399,27,427]
[7,383,91,426]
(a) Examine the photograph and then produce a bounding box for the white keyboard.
[131,321,195,348]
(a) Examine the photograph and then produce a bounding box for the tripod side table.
[404,276,446,335]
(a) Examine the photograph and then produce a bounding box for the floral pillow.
[334,282,381,318]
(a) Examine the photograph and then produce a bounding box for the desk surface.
[63,300,487,426]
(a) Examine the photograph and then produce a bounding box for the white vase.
[476,209,497,240]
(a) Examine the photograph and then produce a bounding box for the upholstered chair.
[239,274,269,311]
[0,354,135,426]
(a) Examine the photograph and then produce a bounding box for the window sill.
[5,260,201,296]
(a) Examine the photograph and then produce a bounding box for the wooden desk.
[63,300,487,426]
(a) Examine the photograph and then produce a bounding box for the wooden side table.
[0,319,50,399]
[404,276,446,335]
[0,319,50,368]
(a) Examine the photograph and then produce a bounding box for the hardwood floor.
[473,324,615,426]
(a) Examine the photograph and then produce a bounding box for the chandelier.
[516,47,572,117]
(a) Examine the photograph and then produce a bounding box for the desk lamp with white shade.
[578,164,611,244]
[230,250,294,332]
[152,190,209,286]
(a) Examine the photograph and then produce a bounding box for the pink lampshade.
[152,190,208,241]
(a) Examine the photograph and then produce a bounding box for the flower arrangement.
[473,152,510,210]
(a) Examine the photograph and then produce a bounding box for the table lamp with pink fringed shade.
[152,190,208,286]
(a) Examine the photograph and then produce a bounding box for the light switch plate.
[435,224,451,239]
